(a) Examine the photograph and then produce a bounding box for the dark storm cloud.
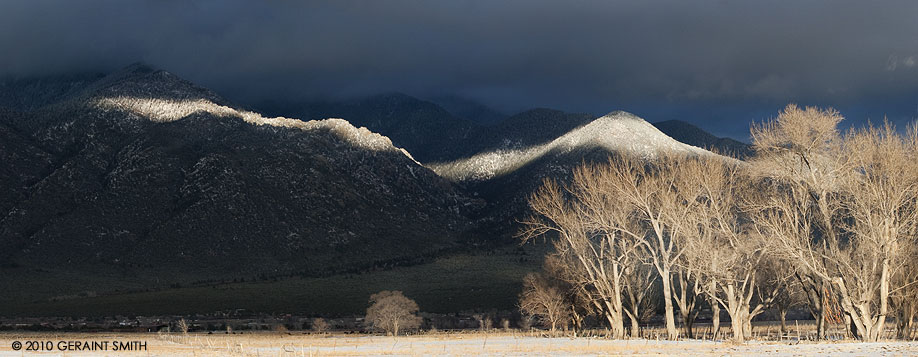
[2,0,917,139]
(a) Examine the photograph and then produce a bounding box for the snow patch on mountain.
[93,96,415,159]
[429,111,711,181]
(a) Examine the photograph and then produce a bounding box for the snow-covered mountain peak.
[600,110,643,120]
[428,111,713,181]
[554,111,708,157]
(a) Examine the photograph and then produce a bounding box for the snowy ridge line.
[428,111,713,181]
[93,96,416,159]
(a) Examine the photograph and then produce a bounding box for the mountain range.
[253,95,749,163]
[0,64,749,315]
[0,64,477,278]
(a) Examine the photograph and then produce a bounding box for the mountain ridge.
[426,95,508,125]
[0,64,478,280]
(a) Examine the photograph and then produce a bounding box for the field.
[0,246,544,317]
[1,331,917,356]
[4,246,916,356]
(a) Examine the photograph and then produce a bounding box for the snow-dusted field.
[2,332,917,356]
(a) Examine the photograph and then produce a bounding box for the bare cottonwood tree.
[678,156,784,342]
[521,172,630,338]
[524,155,716,340]
[365,290,422,336]
[600,156,700,340]
[748,104,848,340]
[831,123,918,341]
[751,105,918,341]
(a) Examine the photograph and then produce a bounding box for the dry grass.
[1,330,917,356]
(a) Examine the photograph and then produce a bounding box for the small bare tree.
[542,255,593,334]
[365,291,422,336]
[311,318,329,334]
[519,315,534,331]
[478,315,494,331]
[519,273,569,332]
[176,318,189,335]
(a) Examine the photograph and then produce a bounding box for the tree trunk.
[908,306,916,340]
[895,310,907,339]
[798,273,827,340]
[847,315,858,339]
[834,277,879,342]
[897,302,915,339]
[597,295,627,339]
[816,302,827,340]
[611,264,627,339]
[743,315,752,340]
[711,302,721,340]
[870,258,890,342]
[661,268,678,340]
[683,311,695,339]
[730,310,746,343]
[721,283,760,344]
[591,264,628,340]
[709,282,720,340]
[829,258,891,342]
[779,309,788,337]
[623,291,641,338]
[571,307,583,333]
[608,305,626,339]
[815,279,829,340]
[628,313,640,338]
[724,284,745,343]
[829,268,890,342]
[674,270,698,339]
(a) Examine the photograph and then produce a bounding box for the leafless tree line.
[519,104,918,343]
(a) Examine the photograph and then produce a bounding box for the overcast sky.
[2,0,917,139]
